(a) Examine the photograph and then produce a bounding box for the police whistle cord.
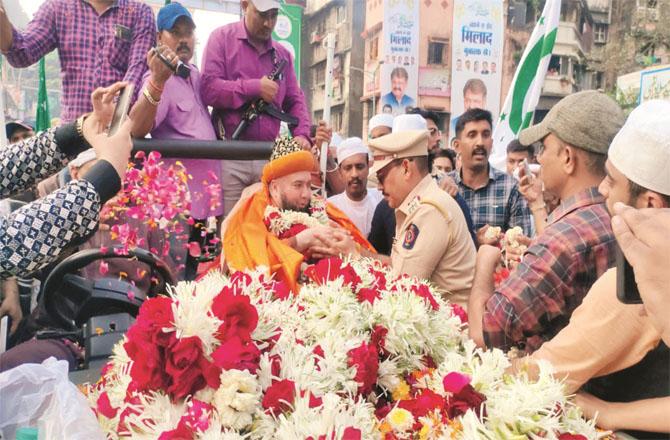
[131,139,273,160]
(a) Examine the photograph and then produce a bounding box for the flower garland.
[85,257,610,440]
[263,195,330,239]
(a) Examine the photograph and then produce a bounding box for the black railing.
[131,139,273,160]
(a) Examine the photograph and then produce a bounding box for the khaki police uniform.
[369,130,476,309]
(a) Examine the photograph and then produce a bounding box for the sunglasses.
[376,160,402,185]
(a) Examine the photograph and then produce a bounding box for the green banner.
[272,3,302,82]
[36,57,51,131]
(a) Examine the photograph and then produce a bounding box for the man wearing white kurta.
[328,137,383,237]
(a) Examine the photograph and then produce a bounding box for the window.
[594,23,608,44]
[314,64,325,86]
[427,41,447,65]
[332,110,343,132]
[336,5,347,24]
[647,0,658,8]
[369,37,379,60]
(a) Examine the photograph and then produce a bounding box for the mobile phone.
[108,84,135,136]
[616,243,643,304]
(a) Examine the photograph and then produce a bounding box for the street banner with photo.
[449,0,504,139]
[379,0,419,116]
[273,2,303,83]
[490,0,560,171]
[639,66,670,103]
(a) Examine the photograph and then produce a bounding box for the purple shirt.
[145,66,223,220]
[200,20,311,142]
[5,0,155,122]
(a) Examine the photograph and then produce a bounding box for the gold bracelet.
[75,113,88,139]
[143,87,160,106]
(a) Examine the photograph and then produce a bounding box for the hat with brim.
[518,90,625,155]
[250,0,280,12]
[6,120,34,140]
[368,130,430,177]
[157,2,195,32]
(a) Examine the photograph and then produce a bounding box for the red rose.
[558,435,588,440]
[212,335,261,373]
[134,296,175,347]
[124,328,173,391]
[269,280,292,300]
[299,389,323,408]
[304,258,361,287]
[96,392,118,419]
[370,325,388,356]
[158,423,192,440]
[262,379,296,416]
[342,427,362,440]
[398,389,445,419]
[450,303,468,324]
[356,287,381,304]
[211,289,259,342]
[368,267,388,290]
[347,341,379,396]
[229,271,252,288]
[165,336,220,400]
[411,284,440,310]
[446,384,487,419]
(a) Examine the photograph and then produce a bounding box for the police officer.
[368,129,476,307]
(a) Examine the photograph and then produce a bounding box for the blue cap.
[157,3,194,32]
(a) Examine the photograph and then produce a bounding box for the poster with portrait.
[449,0,504,137]
[380,0,420,116]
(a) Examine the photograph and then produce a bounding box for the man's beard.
[280,194,310,213]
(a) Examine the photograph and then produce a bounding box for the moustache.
[472,147,488,157]
[348,178,363,186]
[177,44,191,52]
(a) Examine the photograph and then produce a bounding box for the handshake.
[293,224,358,259]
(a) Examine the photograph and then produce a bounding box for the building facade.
[301,0,366,137]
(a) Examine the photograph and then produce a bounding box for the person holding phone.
[510,100,670,439]
[129,3,223,279]
[0,82,133,280]
[0,0,154,123]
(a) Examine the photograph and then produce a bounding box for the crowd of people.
[0,0,669,437]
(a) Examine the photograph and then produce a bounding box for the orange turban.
[262,150,315,184]
[261,136,315,184]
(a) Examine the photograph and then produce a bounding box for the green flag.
[490,0,560,170]
[35,57,50,131]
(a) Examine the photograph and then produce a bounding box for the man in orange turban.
[222,136,374,293]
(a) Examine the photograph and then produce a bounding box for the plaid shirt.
[448,166,531,236]
[5,0,155,122]
[482,187,616,353]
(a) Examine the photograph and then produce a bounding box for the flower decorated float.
[85,256,606,439]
